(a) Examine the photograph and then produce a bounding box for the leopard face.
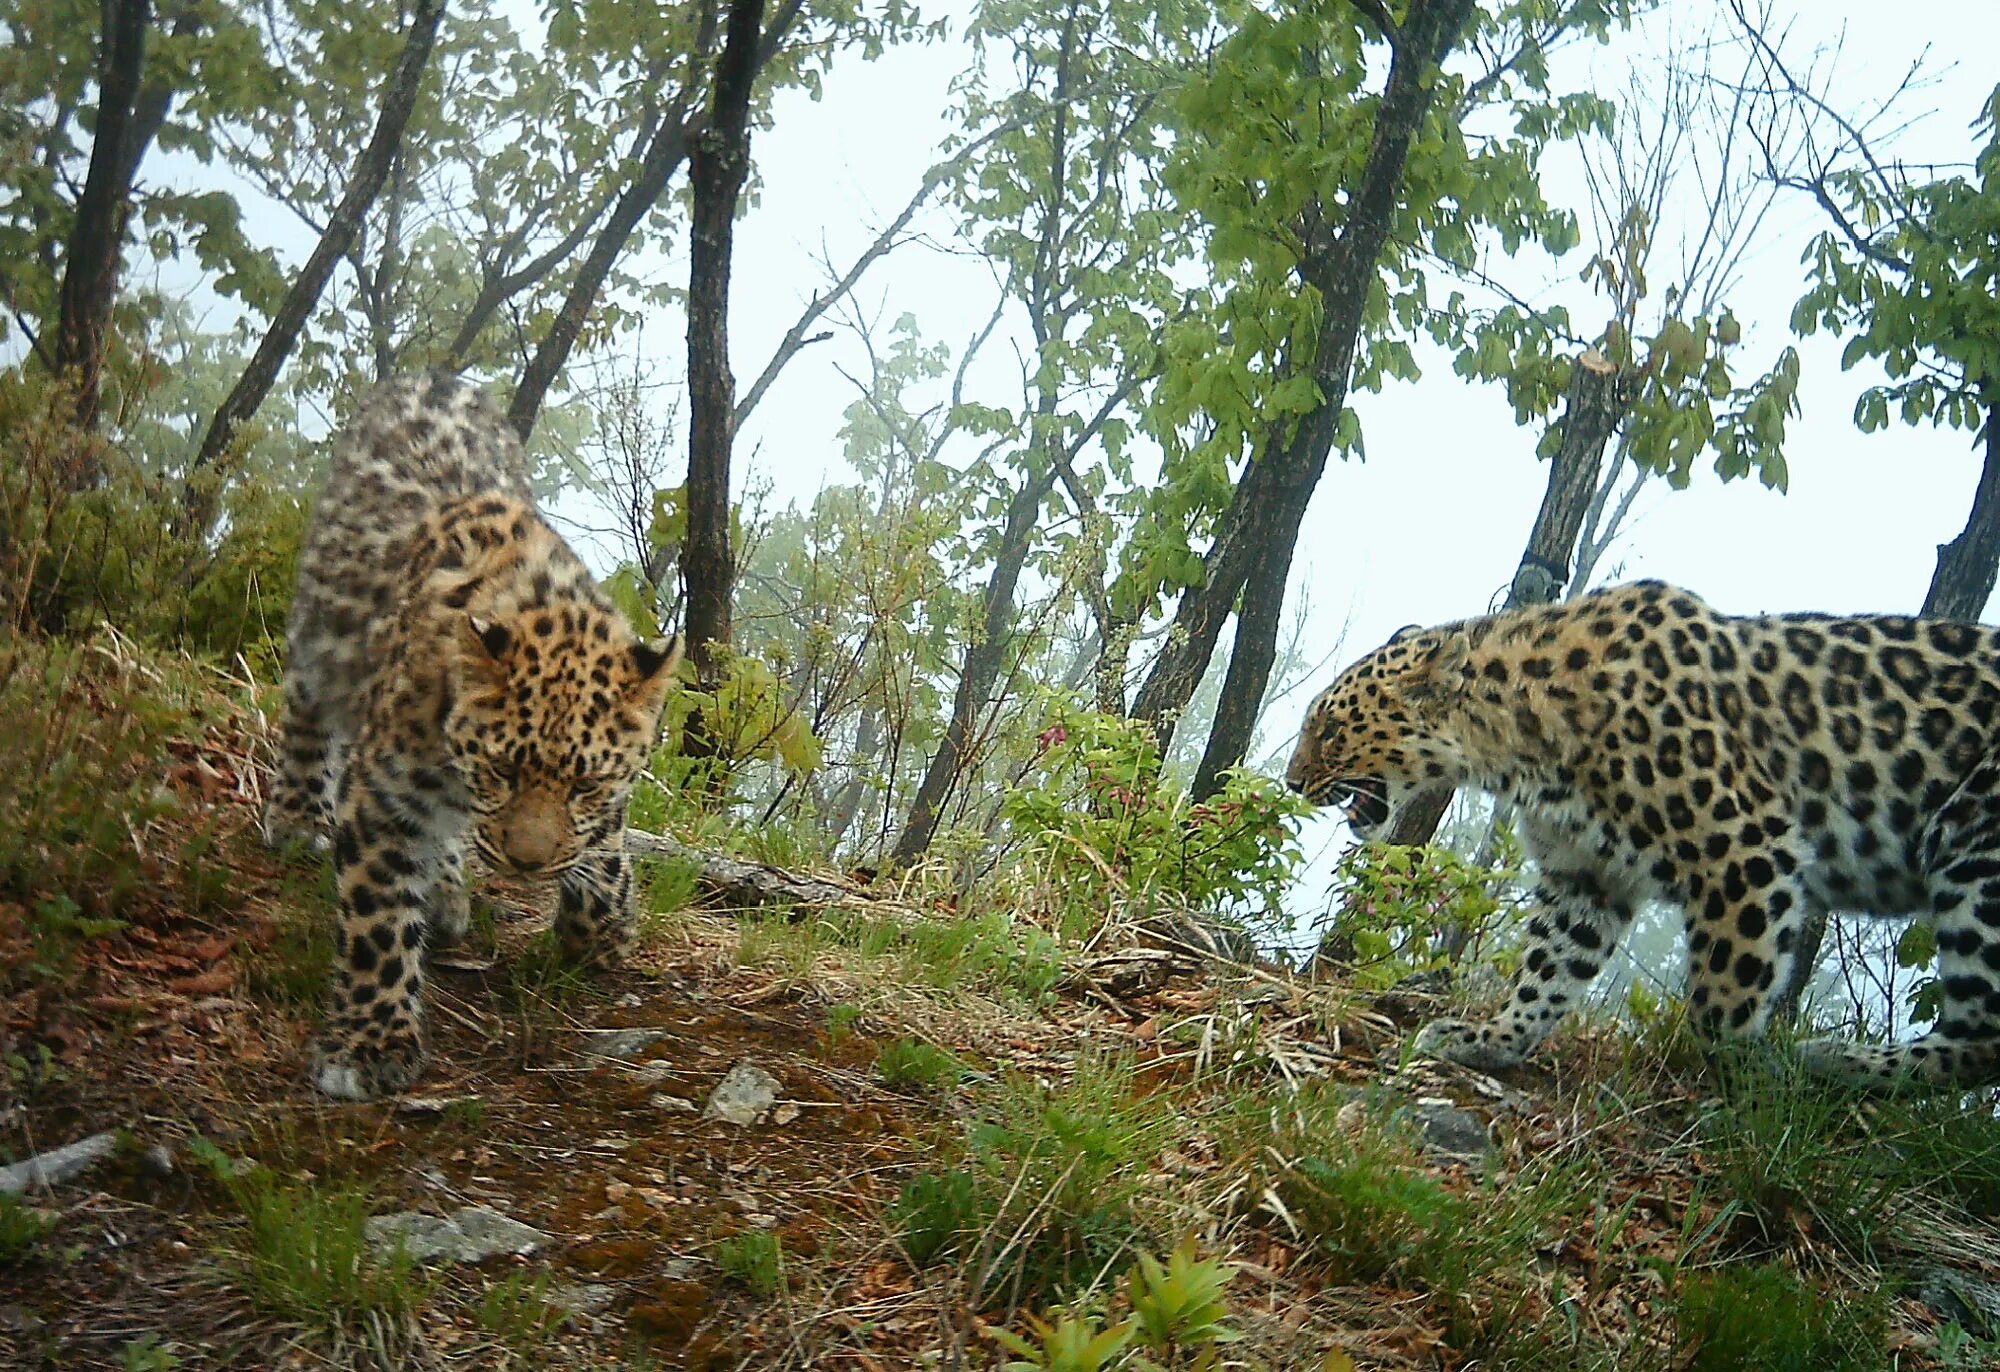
[446,609,680,877]
[1283,626,1472,837]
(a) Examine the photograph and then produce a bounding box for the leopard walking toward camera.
[266,372,680,1099]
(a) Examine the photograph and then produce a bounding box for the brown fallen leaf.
[167,967,236,996]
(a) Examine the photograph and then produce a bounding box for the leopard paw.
[311,1031,425,1100]
[261,797,330,855]
[1412,1018,1528,1072]
[427,886,471,948]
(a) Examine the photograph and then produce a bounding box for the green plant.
[188,1138,430,1333]
[1002,700,1310,930]
[876,1036,967,1092]
[1126,1236,1241,1364]
[824,1002,865,1049]
[1320,842,1520,988]
[892,1168,989,1267]
[714,1230,784,1298]
[474,1271,568,1349]
[1937,1320,2000,1370]
[0,1191,57,1262]
[1695,1056,1904,1258]
[1670,1262,1889,1372]
[964,1056,1178,1304]
[118,1334,182,1371]
[990,1310,1137,1372]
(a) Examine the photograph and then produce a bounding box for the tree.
[886,0,1212,866]
[1380,23,1810,845]
[1122,0,1667,798]
[183,0,449,534]
[50,0,152,435]
[682,0,768,701]
[1733,2,2000,621]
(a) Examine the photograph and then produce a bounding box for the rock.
[140,1144,177,1178]
[650,1094,698,1113]
[702,1062,781,1126]
[1916,1264,2000,1338]
[549,1282,618,1317]
[581,1027,669,1060]
[365,1205,551,1264]
[1412,1098,1491,1169]
[0,1131,120,1194]
[396,1094,481,1116]
[772,1102,801,1126]
[630,1060,677,1085]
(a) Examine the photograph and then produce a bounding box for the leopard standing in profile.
[1285,580,2000,1086]
[265,372,681,1100]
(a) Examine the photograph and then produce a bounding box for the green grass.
[714,1230,784,1297]
[875,1036,967,1092]
[1670,1262,1891,1372]
[473,1271,568,1350]
[897,1053,1180,1306]
[0,1190,57,1262]
[736,906,1065,1005]
[190,1139,430,1335]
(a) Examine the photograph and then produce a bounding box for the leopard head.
[1283,624,1473,839]
[445,607,681,876]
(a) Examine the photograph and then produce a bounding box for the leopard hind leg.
[1801,765,2000,1088]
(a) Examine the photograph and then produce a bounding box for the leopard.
[1284,579,2000,1087]
[264,371,681,1100]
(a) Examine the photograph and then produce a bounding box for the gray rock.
[1412,1098,1491,1168]
[1916,1264,2000,1338]
[549,1282,618,1316]
[0,1131,120,1194]
[365,1205,551,1264]
[651,1094,698,1113]
[702,1062,781,1126]
[630,1061,677,1086]
[581,1027,669,1060]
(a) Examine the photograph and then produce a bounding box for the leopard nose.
[500,793,567,870]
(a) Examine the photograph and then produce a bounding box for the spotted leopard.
[265,372,680,1100]
[1286,580,2000,1086]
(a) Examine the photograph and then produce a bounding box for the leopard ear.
[631,633,683,683]
[467,615,512,660]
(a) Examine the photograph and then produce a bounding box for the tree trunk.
[506,0,803,440]
[1137,0,1477,770]
[52,0,152,437]
[1920,396,2000,622]
[889,467,1059,866]
[1379,349,1641,844]
[681,0,764,701]
[181,0,446,532]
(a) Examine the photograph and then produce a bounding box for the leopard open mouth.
[1330,778,1390,834]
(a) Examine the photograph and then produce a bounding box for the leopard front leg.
[312,759,455,1100]
[263,672,341,852]
[555,840,637,969]
[1415,865,1636,1071]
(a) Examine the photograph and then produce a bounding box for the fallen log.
[623,829,875,915]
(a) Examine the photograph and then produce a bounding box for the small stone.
[397,1094,481,1116]
[581,1027,669,1060]
[141,1144,177,1177]
[0,1131,120,1194]
[364,1205,550,1264]
[549,1282,618,1316]
[1413,1098,1491,1168]
[650,1094,698,1113]
[702,1062,781,1126]
[630,1061,676,1086]
[604,1181,632,1203]
[772,1102,801,1126]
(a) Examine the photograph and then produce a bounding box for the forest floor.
[6,644,2000,1371]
